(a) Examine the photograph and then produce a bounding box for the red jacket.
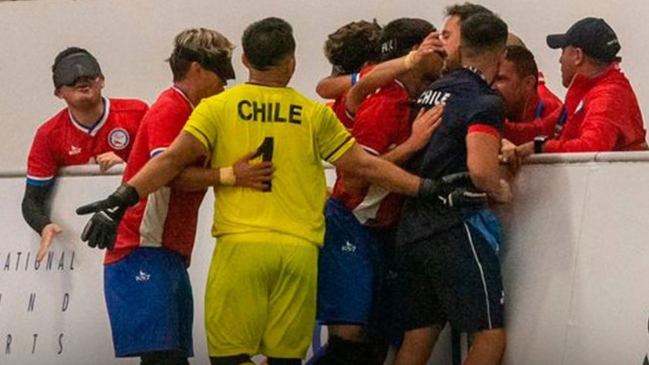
[535,72,564,121]
[505,63,647,152]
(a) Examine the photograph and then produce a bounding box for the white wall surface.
[0,0,647,170]
[3,154,649,365]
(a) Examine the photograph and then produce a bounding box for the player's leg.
[259,234,319,361]
[365,226,401,365]
[209,354,255,365]
[392,231,449,365]
[104,248,192,363]
[464,328,506,365]
[314,199,379,365]
[393,325,444,365]
[141,350,190,365]
[266,358,301,365]
[444,222,506,365]
[205,235,271,364]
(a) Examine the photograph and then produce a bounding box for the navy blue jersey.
[399,68,505,243]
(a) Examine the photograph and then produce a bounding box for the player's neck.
[174,81,200,107]
[398,73,428,98]
[247,69,291,87]
[68,98,105,127]
[463,58,499,85]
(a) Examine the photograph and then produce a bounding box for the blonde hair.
[169,28,235,81]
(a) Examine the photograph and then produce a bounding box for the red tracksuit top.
[504,63,647,152]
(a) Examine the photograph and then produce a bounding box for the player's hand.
[76,184,140,250]
[515,141,535,158]
[406,105,444,151]
[411,31,446,64]
[438,187,488,207]
[418,172,488,208]
[490,179,513,204]
[231,151,275,191]
[36,223,62,263]
[499,138,522,173]
[96,152,124,173]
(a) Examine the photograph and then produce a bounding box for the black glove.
[438,187,488,207]
[76,184,140,250]
[418,172,487,208]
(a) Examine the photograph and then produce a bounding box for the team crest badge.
[108,128,130,150]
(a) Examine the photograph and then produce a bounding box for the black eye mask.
[53,52,102,88]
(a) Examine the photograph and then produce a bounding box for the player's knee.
[314,335,375,365]
[328,324,366,342]
[140,350,189,365]
[267,357,301,365]
[470,328,506,359]
[210,354,254,365]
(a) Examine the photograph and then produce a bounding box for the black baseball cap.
[379,18,435,62]
[546,17,621,62]
[53,51,102,88]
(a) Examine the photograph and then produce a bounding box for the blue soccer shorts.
[104,247,193,357]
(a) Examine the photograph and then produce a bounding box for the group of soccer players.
[314,4,513,365]
[21,1,644,365]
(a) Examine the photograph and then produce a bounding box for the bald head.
[507,33,527,48]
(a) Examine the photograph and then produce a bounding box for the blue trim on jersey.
[69,97,108,135]
[26,177,54,187]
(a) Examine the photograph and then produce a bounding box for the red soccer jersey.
[327,65,376,129]
[331,80,411,228]
[26,98,147,186]
[106,88,208,265]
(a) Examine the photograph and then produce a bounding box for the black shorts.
[397,222,504,334]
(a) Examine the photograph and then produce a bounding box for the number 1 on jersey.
[256,137,274,192]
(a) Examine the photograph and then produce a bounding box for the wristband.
[351,72,360,86]
[219,166,236,186]
[404,50,416,69]
[534,135,548,154]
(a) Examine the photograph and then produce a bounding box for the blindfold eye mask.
[53,52,102,88]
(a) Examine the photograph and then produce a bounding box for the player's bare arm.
[467,132,513,203]
[316,74,354,100]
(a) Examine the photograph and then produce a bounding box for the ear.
[189,61,202,75]
[286,54,296,72]
[574,48,586,66]
[98,75,106,89]
[522,74,536,93]
[241,54,251,69]
[54,88,62,98]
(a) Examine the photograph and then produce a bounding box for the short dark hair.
[444,2,493,22]
[242,17,296,70]
[52,47,95,74]
[379,18,435,62]
[504,45,538,86]
[460,13,508,56]
[324,20,382,75]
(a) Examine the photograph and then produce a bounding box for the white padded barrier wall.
[2,154,649,364]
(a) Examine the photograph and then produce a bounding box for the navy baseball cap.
[52,51,102,88]
[546,17,621,62]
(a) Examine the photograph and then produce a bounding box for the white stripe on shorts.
[463,222,493,329]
